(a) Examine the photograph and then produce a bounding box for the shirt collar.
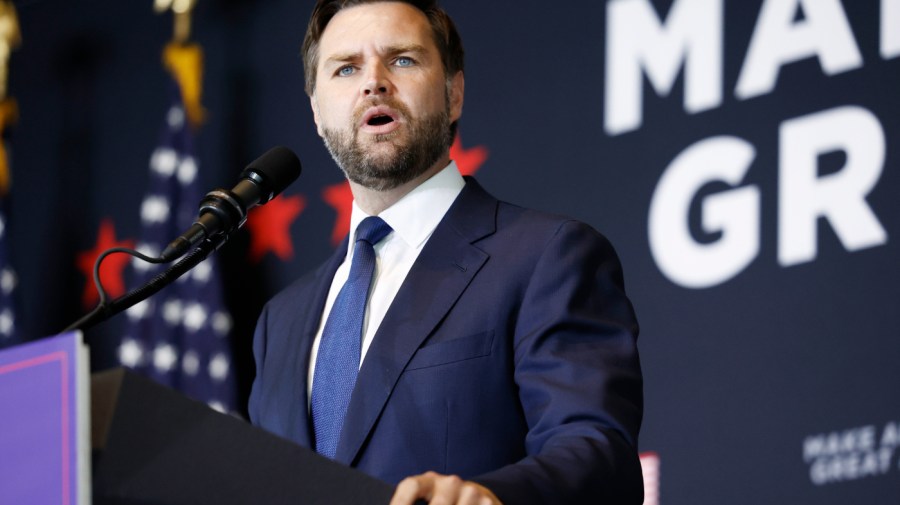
[348,161,466,250]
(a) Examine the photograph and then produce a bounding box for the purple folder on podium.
[0,331,90,505]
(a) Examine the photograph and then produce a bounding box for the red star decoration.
[245,194,306,263]
[323,181,354,246]
[322,133,490,247]
[76,219,135,308]
[450,134,489,176]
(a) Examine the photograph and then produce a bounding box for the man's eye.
[395,57,415,67]
[337,66,355,77]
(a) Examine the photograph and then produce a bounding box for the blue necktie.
[311,216,393,458]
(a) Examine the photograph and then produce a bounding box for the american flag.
[117,77,237,413]
[0,125,17,348]
[0,192,16,347]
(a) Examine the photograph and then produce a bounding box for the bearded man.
[249,1,644,504]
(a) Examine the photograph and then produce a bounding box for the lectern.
[91,368,394,504]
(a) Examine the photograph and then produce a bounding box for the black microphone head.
[240,146,302,203]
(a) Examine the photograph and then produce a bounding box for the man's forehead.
[318,2,436,57]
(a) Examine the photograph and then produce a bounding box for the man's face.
[310,2,464,191]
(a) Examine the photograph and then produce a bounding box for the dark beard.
[322,107,453,192]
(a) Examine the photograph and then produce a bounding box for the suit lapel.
[334,178,498,465]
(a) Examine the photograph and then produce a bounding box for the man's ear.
[310,94,324,137]
[448,71,464,123]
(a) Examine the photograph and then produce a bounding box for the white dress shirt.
[307,162,466,398]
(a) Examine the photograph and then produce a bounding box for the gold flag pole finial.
[0,0,22,101]
[0,0,20,195]
[155,0,206,128]
[154,0,198,45]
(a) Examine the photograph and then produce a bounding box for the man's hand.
[390,471,502,505]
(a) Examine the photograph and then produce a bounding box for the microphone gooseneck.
[62,146,302,335]
[160,146,302,261]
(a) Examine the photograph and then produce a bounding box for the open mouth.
[360,107,401,134]
[367,114,394,126]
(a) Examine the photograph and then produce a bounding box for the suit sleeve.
[472,220,644,505]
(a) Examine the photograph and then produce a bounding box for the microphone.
[160,146,302,261]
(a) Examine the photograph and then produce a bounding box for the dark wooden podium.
[91,368,394,505]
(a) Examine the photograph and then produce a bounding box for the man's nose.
[361,63,391,97]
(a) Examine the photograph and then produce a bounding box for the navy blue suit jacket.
[249,177,644,504]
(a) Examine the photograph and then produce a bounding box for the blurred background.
[1,0,897,503]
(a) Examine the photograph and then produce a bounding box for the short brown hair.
[301,0,465,97]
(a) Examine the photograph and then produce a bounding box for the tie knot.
[355,216,392,246]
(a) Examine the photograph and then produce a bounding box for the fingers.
[456,482,495,505]
[390,471,437,505]
[430,473,463,505]
[389,472,500,505]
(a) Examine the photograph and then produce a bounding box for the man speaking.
[248,1,644,503]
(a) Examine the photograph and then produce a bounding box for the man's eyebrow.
[382,44,428,57]
[323,52,361,67]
